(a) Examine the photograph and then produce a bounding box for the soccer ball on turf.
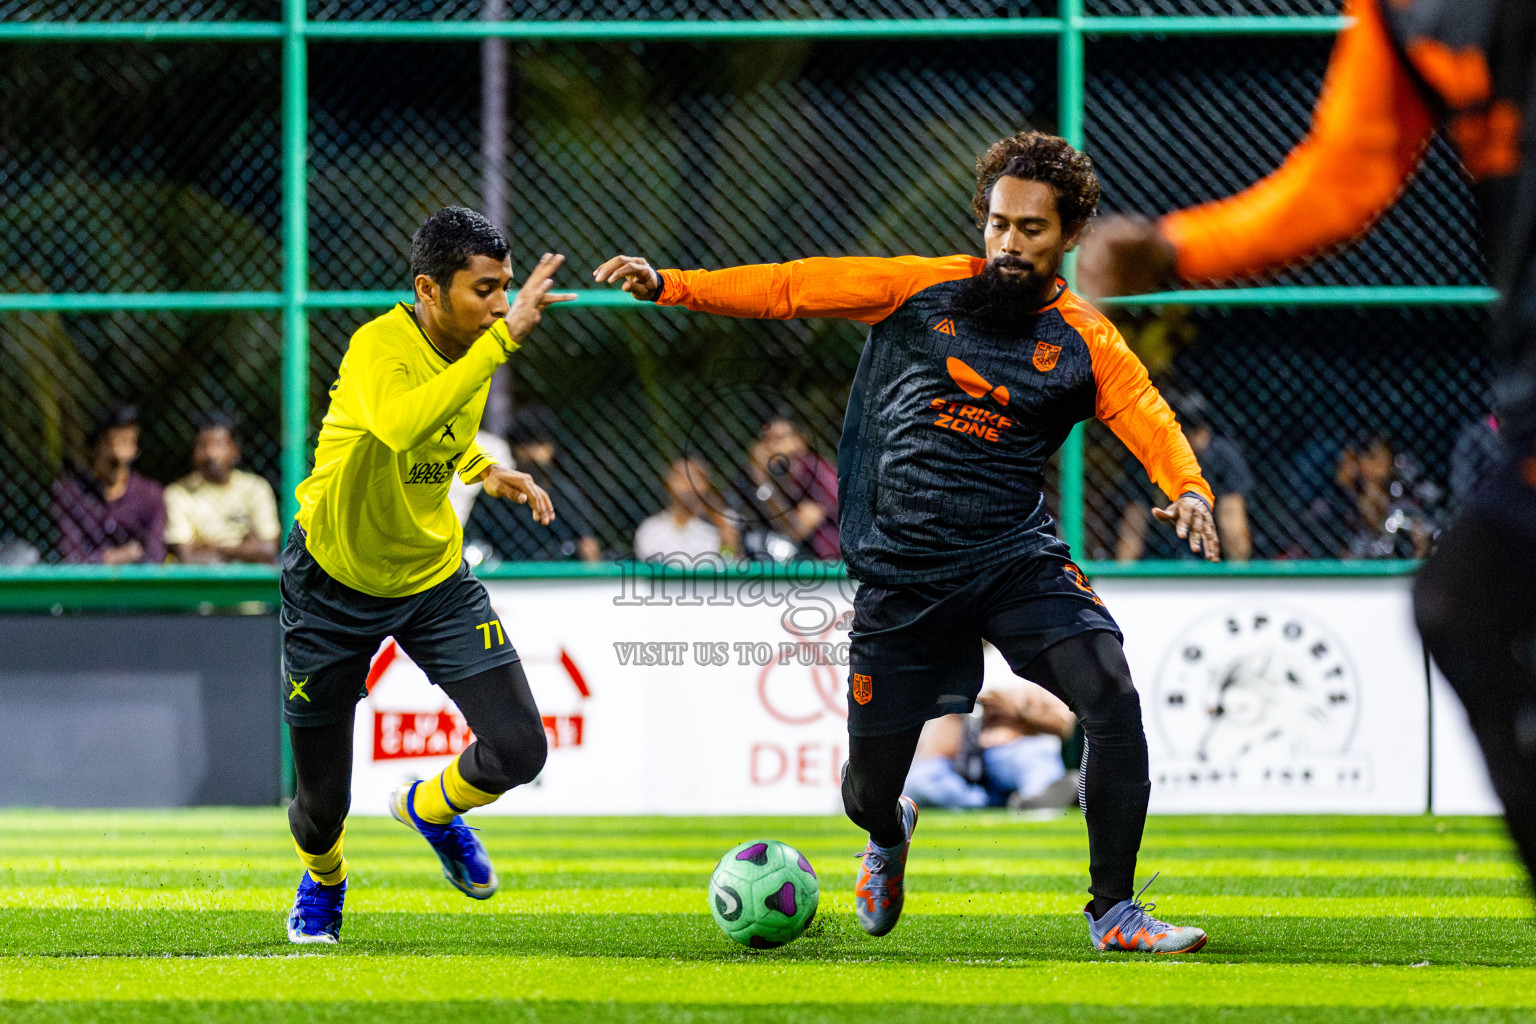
[708,839,819,949]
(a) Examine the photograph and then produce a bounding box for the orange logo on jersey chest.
[1033,341,1062,372]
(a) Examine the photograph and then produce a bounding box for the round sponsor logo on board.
[1151,606,1361,762]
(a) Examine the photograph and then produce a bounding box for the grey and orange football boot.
[1086,873,1208,954]
[853,795,919,937]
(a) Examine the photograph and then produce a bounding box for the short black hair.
[193,411,238,442]
[410,207,509,289]
[88,405,139,446]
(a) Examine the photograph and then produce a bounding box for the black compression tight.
[288,660,547,855]
[840,630,1148,910]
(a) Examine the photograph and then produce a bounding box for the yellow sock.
[295,829,347,886]
[412,755,499,825]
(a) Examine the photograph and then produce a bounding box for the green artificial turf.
[0,809,1531,1022]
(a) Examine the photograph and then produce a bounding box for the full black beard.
[948,257,1059,331]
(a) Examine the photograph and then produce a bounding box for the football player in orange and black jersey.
[596,131,1217,954]
[1079,0,1536,895]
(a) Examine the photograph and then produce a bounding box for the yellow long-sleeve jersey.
[296,303,516,597]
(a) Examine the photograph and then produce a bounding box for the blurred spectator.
[904,678,1078,810]
[634,456,740,562]
[448,429,514,526]
[1450,414,1503,514]
[732,415,839,562]
[50,405,165,565]
[1336,432,1441,559]
[1115,392,1252,562]
[164,416,281,564]
[468,406,601,563]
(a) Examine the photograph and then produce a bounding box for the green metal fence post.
[279,0,309,801]
[1058,0,1087,555]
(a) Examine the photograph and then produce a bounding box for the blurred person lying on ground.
[634,455,739,562]
[50,404,165,565]
[1116,392,1252,562]
[905,676,1078,810]
[164,415,280,564]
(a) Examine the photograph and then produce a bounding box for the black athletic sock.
[841,725,925,848]
[1088,895,1123,920]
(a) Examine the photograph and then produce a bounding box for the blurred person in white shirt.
[164,415,280,564]
[449,430,515,526]
[634,455,739,562]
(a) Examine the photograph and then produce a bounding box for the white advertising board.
[352,571,1433,816]
[354,570,860,816]
[1098,577,1428,814]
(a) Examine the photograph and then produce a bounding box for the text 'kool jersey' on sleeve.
[655,254,982,325]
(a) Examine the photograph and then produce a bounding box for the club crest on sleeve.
[1033,341,1062,372]
[852,673,873,705]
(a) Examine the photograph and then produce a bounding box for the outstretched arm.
[594,253,980,325]
[354,255,574,453]
[1077,0,1437,295]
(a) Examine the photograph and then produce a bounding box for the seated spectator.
[468,406,601,562]
[1116,392,1252,562]
[163,415,281,564]
[50,405,166,565]
[634,455,740,562]
[1336,432,1441,559]
[448,429,514,526]
[904,678,1077,810]
[732,415,839,562]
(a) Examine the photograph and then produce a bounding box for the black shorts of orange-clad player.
[847,543,1120,737]
[280,526,520,727]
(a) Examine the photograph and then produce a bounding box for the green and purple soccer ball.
[708,839,819,949]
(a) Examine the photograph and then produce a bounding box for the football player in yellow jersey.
[283,207,574,944]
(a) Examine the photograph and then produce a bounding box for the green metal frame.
[3,6,1470,594]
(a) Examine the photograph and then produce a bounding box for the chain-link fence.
[0,2,1491,568]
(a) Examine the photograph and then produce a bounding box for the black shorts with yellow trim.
[279,526,520,727]
[846,544,1120,737]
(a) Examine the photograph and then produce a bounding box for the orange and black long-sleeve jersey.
[1161,0,1536,440]
[657,257,1212,584]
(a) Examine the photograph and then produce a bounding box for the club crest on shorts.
[851,673,873,705]
[1033,341,1062,372]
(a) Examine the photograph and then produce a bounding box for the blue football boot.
[287,873,346,944]
[390,780,499,899]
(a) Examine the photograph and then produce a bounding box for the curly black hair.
[972,131,1101,235]
[410,206,509,289]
